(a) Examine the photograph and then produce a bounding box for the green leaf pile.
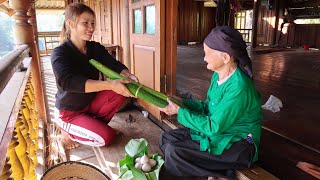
[118,138,164,180]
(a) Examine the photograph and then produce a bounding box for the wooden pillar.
[272,0,280,45]
[120,0,130,68]
[9,0,47,123]
[252,0,261,48]
[216,0,231,26]
[165,0,177,96]
[28,1,41,63]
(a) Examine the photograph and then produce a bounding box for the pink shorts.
[56,90,125,146]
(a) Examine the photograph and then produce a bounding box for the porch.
[1,0,320,179]
[36,45,320,179]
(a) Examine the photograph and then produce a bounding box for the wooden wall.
[280,24,320,48]
[294,24,320,48]
[85,0,113,45]
[83,0,129,64]
[256,0,278,46]
[177,0,215,44]
[200,5,216,42]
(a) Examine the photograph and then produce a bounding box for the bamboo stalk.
[89,59,185,108]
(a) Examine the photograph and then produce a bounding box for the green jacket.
[178,68,262,162]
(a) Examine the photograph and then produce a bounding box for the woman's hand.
[159,98,180,116]
[110,79,134,97]
[127,74,139,82]
[296,162,320,179]
[120,69,139,82]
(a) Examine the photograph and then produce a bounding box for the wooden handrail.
[0,44,30,93]
[0,58,32,175]
[38,31,60,56]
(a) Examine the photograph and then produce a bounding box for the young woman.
[159,26,262,180]
[51,3,138,149]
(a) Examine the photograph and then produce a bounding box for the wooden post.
[165,0,177,96]
[120,0,130,68]
[28,1,41,64]
[252,0,261,48]
[272,0,280,45]
[9,0,47,123]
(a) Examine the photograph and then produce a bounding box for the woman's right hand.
[110,79,134,97]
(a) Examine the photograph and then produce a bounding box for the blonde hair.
[59,3,95,43]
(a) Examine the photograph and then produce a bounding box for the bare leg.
[61,130,80,150]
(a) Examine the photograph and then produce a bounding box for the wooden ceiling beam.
[0,1,14,16]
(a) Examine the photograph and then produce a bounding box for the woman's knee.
[96,90,126,106]
[164,143,179,158]
[99,126,117,146]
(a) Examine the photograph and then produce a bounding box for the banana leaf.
[90,59,186,108]
[118,138,164,180]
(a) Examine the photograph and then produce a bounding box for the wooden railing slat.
[0,62,31,175]
[0,45,30,93]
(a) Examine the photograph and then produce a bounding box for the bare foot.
[61,131,80,150]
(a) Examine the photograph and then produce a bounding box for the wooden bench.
[236,166,279,180]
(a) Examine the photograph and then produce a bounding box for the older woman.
[159,26,262,180]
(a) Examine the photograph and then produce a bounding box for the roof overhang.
[1,0,65,16]
[35,0,65,9]
[0,0,14,16]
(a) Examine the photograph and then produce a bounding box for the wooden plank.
[165,0,178,96]
[120,0,130,66]
[0,45,30,93]
[68,110,164,179]
[0,0,7,5]
[0,59,31,174]
[236,166,280,180]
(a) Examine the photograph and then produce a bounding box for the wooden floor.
[177,45,320,179]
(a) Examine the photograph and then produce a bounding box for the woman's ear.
[222,52,231,64]
[66,19,74,29]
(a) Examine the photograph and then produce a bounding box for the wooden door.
[129,0,165,119]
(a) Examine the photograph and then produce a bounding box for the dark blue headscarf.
[204,26,253,79]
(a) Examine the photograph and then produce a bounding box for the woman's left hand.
[159,98,180,115]
[127,74,139,82]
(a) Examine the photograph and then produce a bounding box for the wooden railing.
[0,45,44,179]
[37,31,120,59]
[236,29,252,44]
[0,45,30,93]
[38,31,61,56]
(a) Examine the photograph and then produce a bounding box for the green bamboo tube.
[89,59,186,108]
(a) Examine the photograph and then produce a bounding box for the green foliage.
[36,14,64,32]
[0,12,14,56]
[118,139,165,180]
[125,138,149,158]
[89,59,186,108]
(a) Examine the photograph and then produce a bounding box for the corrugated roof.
[35,0,65,9]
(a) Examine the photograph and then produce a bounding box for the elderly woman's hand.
[127,74,139,82]
[159,98,180,116]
